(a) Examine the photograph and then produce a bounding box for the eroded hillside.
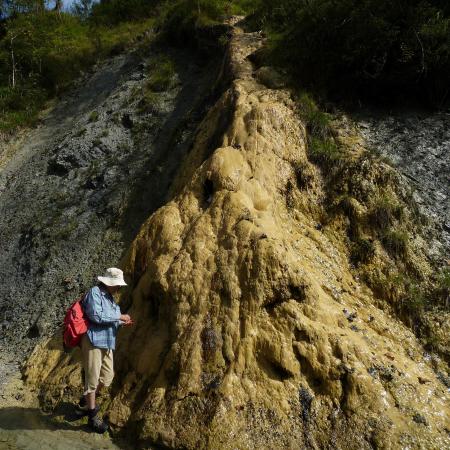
[23,24,449,450]
[0,37,222,361]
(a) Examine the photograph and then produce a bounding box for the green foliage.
[88,110,99,122]
[0,6,154,131]
[297,92,332,139]
[350,237,375,266]
[0,83,45,130]
[431,267,450,309]
[90,0,158,25]
[1,12,95,91]
[159,0,255,46]
[146,55,175,92]
[255,0,450,107]
[91,19,155,58]
[401,282,426,318]
[295,91,345,171]
[368,194,404,231]
[381,229,409,258]
[308,137,344,169]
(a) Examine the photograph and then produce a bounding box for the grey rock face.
[357,111,450,255]
[0,46,221,356]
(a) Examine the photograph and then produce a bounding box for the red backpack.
[63,294,89,348]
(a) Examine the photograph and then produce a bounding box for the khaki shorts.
[81,334,114,395]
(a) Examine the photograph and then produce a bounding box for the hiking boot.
[88,414,108,434]
[76,402,99,418]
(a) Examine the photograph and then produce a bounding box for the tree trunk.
[10,36,16,89]
[54,0,63,12]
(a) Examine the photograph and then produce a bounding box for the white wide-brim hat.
[98,267,127,287]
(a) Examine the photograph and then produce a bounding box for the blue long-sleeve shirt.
[83,285,121,350]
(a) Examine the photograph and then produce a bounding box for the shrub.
[430,267,450,309]
[159,0,255,47]
[0,84,46,130]
[308,137,344,169]
[146,55,175,92]
[88,110,99,122]
[350,237,375,266]
[255,0,450,107]
[297,92,332,139]
[0,9,154,132]
[90,0,159,25]
[368,194,404,231]
[401,282,426,318]
[381,229,408,258]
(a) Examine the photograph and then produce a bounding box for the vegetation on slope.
[1,0,448,131]
[294,91,449,360]
[253,0,450,107]
[0,0,448,355]
[0,0,155,131]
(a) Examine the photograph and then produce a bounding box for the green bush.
[350,237,375,266]
[0,83,46,131]
[1,12,95,92]
[159,0,255,46]
[297,92,333,139]
[382,229,409,258]
[255,0,450,107]
[88,110,99,122]
[368,194,404,231]
[146,55,175,92]
[308,137,344,169]
[90,0,159,25]
[0,8,154,131]
[431,267,450,309]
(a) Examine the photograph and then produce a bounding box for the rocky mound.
[24,26,449,449]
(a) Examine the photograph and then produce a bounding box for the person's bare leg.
[85,391,96,410]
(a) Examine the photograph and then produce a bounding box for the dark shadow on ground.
[0,405,88,432]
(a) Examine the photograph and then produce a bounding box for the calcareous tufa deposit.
[24,25,449,449]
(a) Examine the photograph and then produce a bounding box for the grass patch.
[350,238,375,266]
[368,194,404,231]
[146,55,176,92]
[431,267,450,310]
[308,137,344,169]
[137,89,160,114]
[381,229,408,259]
[88,111,99,122]
[0,85,47,132]
[297,92,333,139]
[0,11,154,133]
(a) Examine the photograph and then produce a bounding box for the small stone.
[412,413,428,425]
[418,376,431,384]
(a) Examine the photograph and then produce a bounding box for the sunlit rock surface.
[24,26,449,450]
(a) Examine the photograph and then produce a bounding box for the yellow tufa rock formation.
[25,27,449,449]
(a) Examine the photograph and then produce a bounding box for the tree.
[53,0,61,12]
[71,0,94,19]
[1,0,46,17]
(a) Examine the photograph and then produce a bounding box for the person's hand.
[120,314,133,325]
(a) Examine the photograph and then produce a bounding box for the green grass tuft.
[381,229,408,258]
[146,56,176,92]
[368,194,404,231]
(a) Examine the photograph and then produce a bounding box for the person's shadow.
[0,404,89,432]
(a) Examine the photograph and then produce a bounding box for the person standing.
[78,267,133,433]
